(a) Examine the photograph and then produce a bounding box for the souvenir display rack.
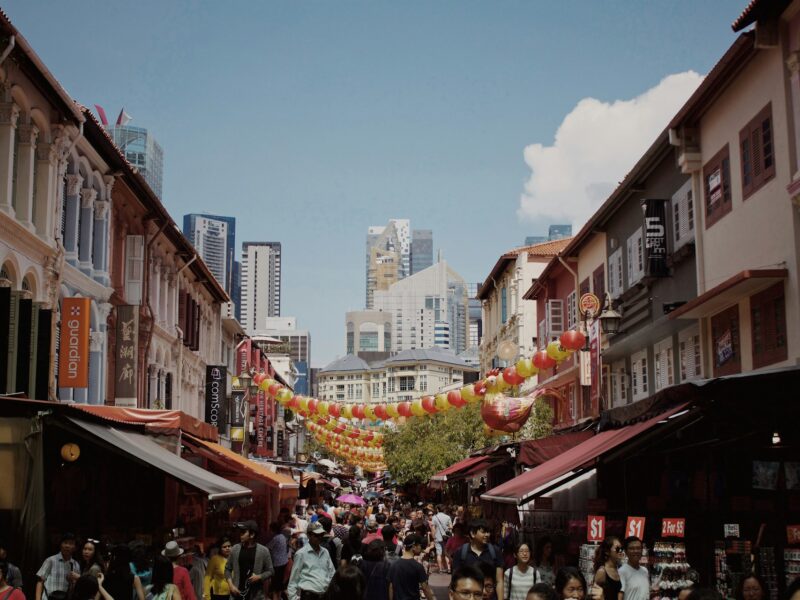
[651,541,692,600]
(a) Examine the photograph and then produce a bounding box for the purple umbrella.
[336,493,365,505]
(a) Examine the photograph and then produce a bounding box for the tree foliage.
[518,399,554,441]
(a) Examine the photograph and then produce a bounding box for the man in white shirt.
[619,537,650,600]
[286,522,335,600]
[431,505,453,574]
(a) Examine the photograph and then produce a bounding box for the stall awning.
[431,455,493,483]
[68,404,219,442]
[67,417,250,500]
[183,435,299,499]
[669,269,787,320]
[481,404,688,505]
[518,430,595,467]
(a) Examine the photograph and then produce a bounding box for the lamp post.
[580,292,622,351]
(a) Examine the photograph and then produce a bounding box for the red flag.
[94,104,108,126]
[115,108,132,126]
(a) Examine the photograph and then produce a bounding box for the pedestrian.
[736,575,767,600]
[504,543,538,600]
[0,561,25,600]
[129,542,153,589]
[323,565,365,600]
[478,563,497,600]
[341,525,363,567]
[451,520,504,600]
[35,532,80,600]
[286,522,335,600]
[380,527,400,564]
[592,538,621,600]
[162,542,196,600]
[448,565,484,600]
[362,521,381,546]
[357,540,390,600]
[224,521,274,600]
[0,542,23,590]
[70,574,112,600]
[445,524,468,564]
[533,538,556,588]
[432,505,453,575]
[150,555,182,600]
[188,546,206,600]
[317,518,342,566]
[104,545,145,600]
[386,534,434,600]
[527,583,558,600]
[555,567,586,600]
[264,524,288,600]
[78,540,104,578]
[618,537,648,600]
[203,538,231,600]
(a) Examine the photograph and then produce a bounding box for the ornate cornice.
[16,123,39,145]
[94,200,110,220]
[65,174,83,197]
[0,102,19,127]
[80,188,97,209]
[36,142,57,164]
[90,330,104,352]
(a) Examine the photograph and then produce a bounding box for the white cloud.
[518,71,704,230]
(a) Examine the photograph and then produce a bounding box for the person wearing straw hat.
[162,542,196,600]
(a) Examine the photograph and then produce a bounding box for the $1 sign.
[588,515,606,542]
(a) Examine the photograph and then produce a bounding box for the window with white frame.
[419,374,427,391]
[372,382,380,397]
[611,360,628,407]
[567,291,577,331]
[546,299,564,340]
[654,337,674,391]
[672,179,694,250]
[630,349,648,401]
[399,376,415,391]
[355,384,362,399]
[346,384,354,399]
[608,248,624,299]
[125,235,145,304]
[388,377,395,392]
[678,325,702,381]
[568,384,577,420]
[627,228,645,286]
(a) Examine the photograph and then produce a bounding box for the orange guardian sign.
[58,297,90,388]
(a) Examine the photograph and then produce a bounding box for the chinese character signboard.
[59,297,91,388]
[205,365,225,428]
[643,199,669,277]
[277,428,285,458]
[114,305,138,405]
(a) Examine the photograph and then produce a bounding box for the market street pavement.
[429,571,451,600]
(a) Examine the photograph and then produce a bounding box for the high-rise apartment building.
[411,229,433,274]
[240,241,281,333]
[183,214,237,300]
[108,125,164,198]
[373,260,469,354]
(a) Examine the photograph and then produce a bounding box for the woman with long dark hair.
[533,537,556,587]
[341,525,363,566]
[323,565,365,600]
[736,575,767,600]
[555,567,587,600]
[104,545,145,600]
[203,538,231,600]
[358,540,390,600]
[150,556,182,600]
[130,543,153,588]
[79,541,104,578]
[592,538,622,600]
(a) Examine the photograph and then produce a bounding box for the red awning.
[430,455,492,483]
[518,430,595,467]
[68,404,219,442]
[482,404,688,505]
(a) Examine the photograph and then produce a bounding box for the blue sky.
[5,1,746,366]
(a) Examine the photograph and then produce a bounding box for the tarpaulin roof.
[482,404,688,505]
[67,417,249,500]
[431,455,494,483]
[183,435,299,500]
[68,405,219,442]
[518,430,595,467]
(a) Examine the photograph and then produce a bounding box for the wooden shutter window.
[703,144,732,228]
[751,281,787,369]
[740,103,775,200]
[710,304,741,377]
[593,264,605,302]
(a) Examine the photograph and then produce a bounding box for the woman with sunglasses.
[592,538,622,600]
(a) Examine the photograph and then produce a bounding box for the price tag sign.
[626,517,646,539]
[724,524,740,538]
[661,518,686,538]
[787,525,800,545]
[588,515,606,542]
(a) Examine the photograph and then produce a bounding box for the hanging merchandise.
[652,541,692,600]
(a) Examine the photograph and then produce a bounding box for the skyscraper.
[411,229,433,275]
[240,242,281,333]
[365,219,409,308]
[183,214,237,300]
[108,125,164,198]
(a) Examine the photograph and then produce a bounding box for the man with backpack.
[316,517,342,566]
[451,520,503,600]
[431,505,453,574]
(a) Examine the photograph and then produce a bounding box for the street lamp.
[581,292,622,350]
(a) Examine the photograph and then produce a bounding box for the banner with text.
[643,198,669,277]
[205,365,225,429]
[59,297,91,388]
[114,305,139,405]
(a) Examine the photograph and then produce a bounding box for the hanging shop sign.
[589,320,601,410]
[626,516,646,539]
[205,365,225,428]
[661,518,686,538]
[643,198,669,277]
[579,293,601,316]
[724,524,740,538]
[114,304,138,404]
[587,515,606,542]
[59,297,91,389]
[236,338,251,376]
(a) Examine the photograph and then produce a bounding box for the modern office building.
[346,310,393,358]
[240,241,281,333]
[467,283,483,349]
[373,259,469,354]
[108,124,164,198]
[411,229,433,275]
[524,224,573,246]
[365,219,410,308]
[183,214,237,306]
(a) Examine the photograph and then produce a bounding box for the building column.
[92,200,110,286]
[14,122,38,230]
[0,101,19,216]
[63,174,83,264]
[33,141,58,242]
[89,330,104,405]
[78,188,97,275]
[787,52,800,180]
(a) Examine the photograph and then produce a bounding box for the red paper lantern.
[352,404,365,420]
[533,350,557,370]
[328,403,341,418]
[560,329,586,351]
[268,384,281,397]
[288,395,300,409]
[397,402,411,417]
[307,398,318,414]
[348,431,360,439]
[447,391,467,408]
[373,404,387,420]
[421,396,437,414]
[333,425,345,434]
[502,366,525,386]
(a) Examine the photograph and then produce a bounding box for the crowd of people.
[2,499,800,600]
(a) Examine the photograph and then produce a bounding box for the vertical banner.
[589,320,601,411]
[205,365,225,428]
[230,389,246,441]
[255,389,268,456]
[236,338,251,376]
[277,428,285,458]
[266,395,274,455]
[643,199,669,277]
[114,305,138,406]
[59,297,91,388]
